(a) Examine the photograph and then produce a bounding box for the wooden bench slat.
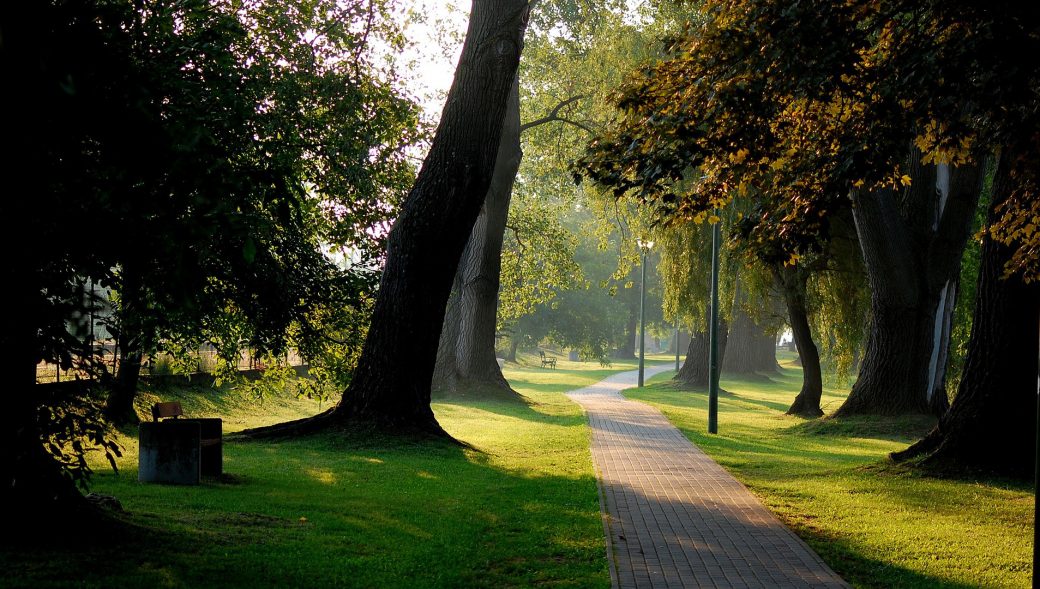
[152,401,184,421]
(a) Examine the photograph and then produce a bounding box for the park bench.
[539,351,557,369]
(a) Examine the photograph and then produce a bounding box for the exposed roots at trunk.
[233,410,461,447]
[786,391,824,418]
[889,426,943,463]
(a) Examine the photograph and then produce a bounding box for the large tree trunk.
[432,270,464,391]
[834,154,983,417]
[892,149,1040,478]
[777,265,824,417]
[751,325,780,373]
[675,328,709,387]
[718,317,729,369]
[2,3,101,533]
[2,293,96,535]
[505,335,520,363]
[105,349,142,425]
[722,282,758,375]
[433,78,520,395]
[676,307,712,387]
[616,305,638,359]
[322,0,529,433]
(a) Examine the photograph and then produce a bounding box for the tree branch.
[520,95,595,135]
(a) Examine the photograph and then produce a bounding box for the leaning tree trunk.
[776,264,824,417]
[892,148,1040,478]
[834,154,983,417]
[317,0,531,433]
[435,88,589,393]
[434,78,521,395]
[432,266,465,391]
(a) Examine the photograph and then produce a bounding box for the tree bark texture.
[751,326,780,373]
[926,277,957,416]
[722,281,760,376]
[432,266,465,391]
[433,78,521,395]
[718,317,729,370]
[675,324,709,387]
[329,0,530,431]
[834,153,983,417]
[892,149,1040,477]
[776,265,824,417]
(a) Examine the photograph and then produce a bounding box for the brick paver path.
[567,365,849,589]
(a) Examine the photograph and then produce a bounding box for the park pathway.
[566,365,848,589]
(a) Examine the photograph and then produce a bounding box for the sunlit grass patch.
[1,362,616,588]
[630,365,1032,589]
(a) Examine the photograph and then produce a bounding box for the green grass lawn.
[628,357,1033,589]
[4,351,1031,588]
[3,355,643,589]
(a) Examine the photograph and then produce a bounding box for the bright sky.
[394,1,468,122]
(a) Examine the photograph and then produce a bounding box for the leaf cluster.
[576,0,1040,273]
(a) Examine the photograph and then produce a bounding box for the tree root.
[231,410,471,449]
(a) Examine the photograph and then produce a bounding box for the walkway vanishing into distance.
[566,366,849,589]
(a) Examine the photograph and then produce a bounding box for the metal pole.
[638,248,647,387]
[675,325,680,372]
[708,214,721,434]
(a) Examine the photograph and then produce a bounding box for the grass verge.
[2,356,636,588]
[627,361,1032,589]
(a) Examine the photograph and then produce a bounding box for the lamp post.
[637,239,654,387]
[708,213,721,434]
[675,325,680,372]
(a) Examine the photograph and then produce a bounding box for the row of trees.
[6,0,632,530]
[12,0,1035,536]
[577,0,1040,476]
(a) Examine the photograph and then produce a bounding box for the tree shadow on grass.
[643,379,796,414]
[790,521,983,589]
[433,395,590,429]
[1,429,609,589]
[789,414,937,445]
